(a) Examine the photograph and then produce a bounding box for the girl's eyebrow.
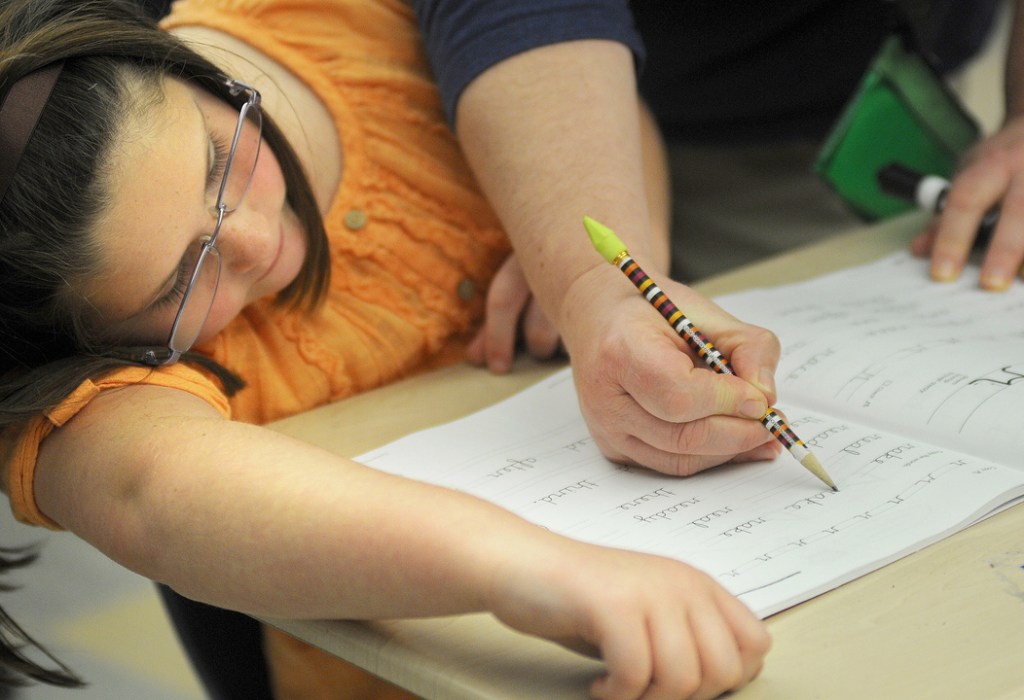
[127,99,213,321]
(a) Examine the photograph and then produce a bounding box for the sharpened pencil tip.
[800,452,838,492]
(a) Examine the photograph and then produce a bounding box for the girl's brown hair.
[1,545,83,688]
[0,0,331,685]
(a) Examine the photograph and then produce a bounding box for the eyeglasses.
[139,78,262,367]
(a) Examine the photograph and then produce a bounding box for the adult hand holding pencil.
[583,216,838,491]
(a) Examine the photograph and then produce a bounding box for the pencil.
[583,215,838,491]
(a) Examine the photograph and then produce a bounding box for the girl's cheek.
[198,293,246,343]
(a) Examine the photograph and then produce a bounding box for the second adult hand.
[583,215,838,491]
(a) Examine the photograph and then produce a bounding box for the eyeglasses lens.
[168,245,221,355]
[166,99,261,357]
[219,107,262,212]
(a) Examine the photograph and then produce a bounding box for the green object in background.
[814,34,980,220]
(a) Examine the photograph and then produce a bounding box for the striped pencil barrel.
[584,216,837,491]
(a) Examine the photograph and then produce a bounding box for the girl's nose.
[213,213,265,277]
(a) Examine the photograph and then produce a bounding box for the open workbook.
[356,251,1024,617]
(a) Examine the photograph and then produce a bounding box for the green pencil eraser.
[582,216,626,263]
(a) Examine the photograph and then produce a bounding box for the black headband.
[0,62,65,204]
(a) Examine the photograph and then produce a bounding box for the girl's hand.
[469,254,562,373]
[488,537,771,700]
[911,114,1024,290]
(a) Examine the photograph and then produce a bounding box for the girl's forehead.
[117,77,197,148]
[103,79,204,225]
[82,79,209,318]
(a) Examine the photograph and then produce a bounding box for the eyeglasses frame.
[137,77,262,367]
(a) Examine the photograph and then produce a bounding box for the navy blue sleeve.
[412,0,645,126]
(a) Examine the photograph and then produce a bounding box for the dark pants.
[157,585,273,700]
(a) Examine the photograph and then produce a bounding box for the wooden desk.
[268,214,1024,699]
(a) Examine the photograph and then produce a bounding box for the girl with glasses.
[0,0,777,698]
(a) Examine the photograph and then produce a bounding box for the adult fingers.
[978,171,1024,290]
[614,354,770,428]
[930,153,1010,282]
[909,219,938,258]
[651,284,781,400]
[471,256,533,373]
[521,297,562,359]
[583,397,773,476]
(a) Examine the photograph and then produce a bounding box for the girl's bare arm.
[34,384,769,698]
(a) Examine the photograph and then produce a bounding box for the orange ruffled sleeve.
[4,364,232,529]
